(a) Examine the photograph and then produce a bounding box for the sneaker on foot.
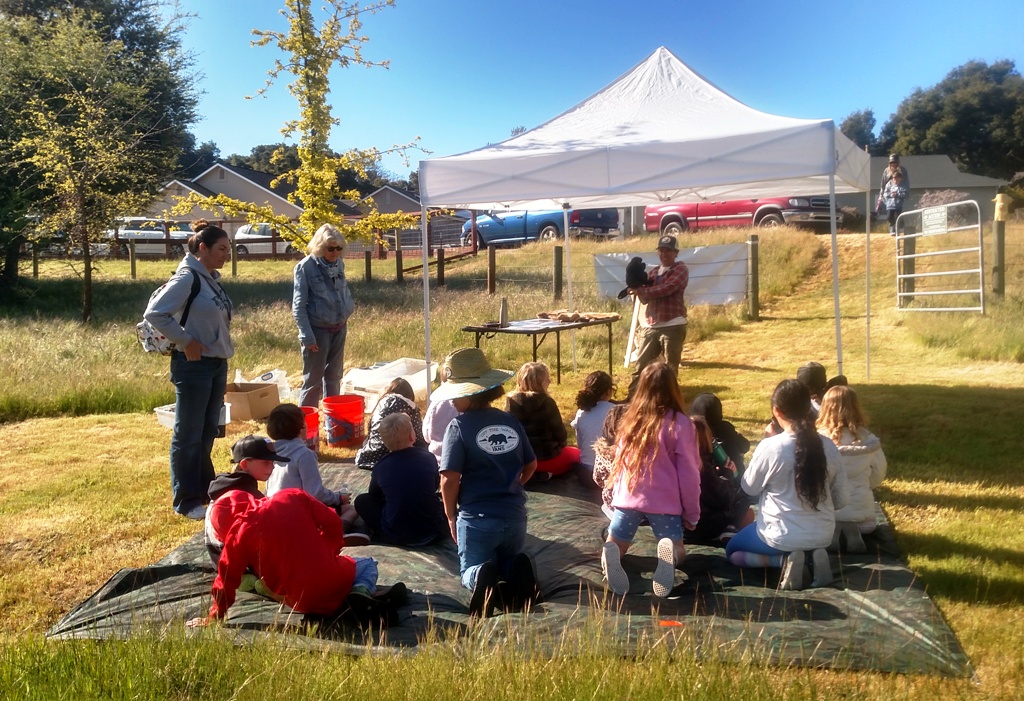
[344,588,388,624]
[811,548,833,587]
[531,471,552,483]
[601,542,629,595]
[374,581,408,607]
[779,550,806,591]
[343,531,371,548]
[653,538,676,598]
[468,562,500,618]
[716,525,738,545]
[509,552,541,610]
[184,504,207,521]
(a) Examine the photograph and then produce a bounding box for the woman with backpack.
[144,220,234,520]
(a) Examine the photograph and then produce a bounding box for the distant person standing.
[144,220,234,520]
[877,154,910,226]
[293,224,354,407]
[883,170,909,235]
[627,235,689,398]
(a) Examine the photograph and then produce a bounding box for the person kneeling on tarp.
[435,348,542,618]
[186,488,403,627]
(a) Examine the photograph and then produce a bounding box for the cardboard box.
[225,382,278,421]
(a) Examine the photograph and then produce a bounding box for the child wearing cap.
[204,434,284,566]
[353,413,447,546]
[435,347,541,618]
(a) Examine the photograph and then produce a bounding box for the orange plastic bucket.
[322,394,365,447]
[300,406,320,452]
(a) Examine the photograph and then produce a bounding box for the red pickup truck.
[644,196,840,235]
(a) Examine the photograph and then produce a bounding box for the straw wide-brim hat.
[430,348,513,402]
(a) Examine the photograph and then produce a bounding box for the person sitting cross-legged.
[354,412,448,547]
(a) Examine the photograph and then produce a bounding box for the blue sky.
[175,0,1022,180]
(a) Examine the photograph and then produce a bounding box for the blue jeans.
[169,354,227,515]
[351,556,379,594]
[299,325,347,407]
[725,523,785,558]
[456,513,527,590]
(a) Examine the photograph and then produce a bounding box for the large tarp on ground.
[47,465,971,676]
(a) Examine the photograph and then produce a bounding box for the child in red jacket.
[186,488,387,625]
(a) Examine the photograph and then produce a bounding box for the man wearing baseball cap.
[626,234,689,397]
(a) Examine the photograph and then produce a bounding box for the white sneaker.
[601,542,629,595]
[779,550,805,591]
[653,538,676,598]
[184,505,207,521]
[811,548,833,587]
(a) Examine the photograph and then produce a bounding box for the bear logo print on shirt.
[475,426,520,454]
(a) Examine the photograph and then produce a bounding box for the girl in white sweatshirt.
[817,386,887,553]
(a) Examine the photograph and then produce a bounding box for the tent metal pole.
[865,162,871,381]
[563,204,577,372]
[421,205,433,399]
[829,175,843,376]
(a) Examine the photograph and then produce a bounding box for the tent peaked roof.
[420,46,869,209]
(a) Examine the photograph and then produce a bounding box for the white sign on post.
[921,206,948,235]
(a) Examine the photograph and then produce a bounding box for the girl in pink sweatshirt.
[601,362,701,598]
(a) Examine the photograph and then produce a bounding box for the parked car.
[644,196,841,234]
[31,231,110,258]
[107,218,192,257]
[232,223,296,256]
[461,208,619,247]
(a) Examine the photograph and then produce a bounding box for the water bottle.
[499,297,509,327]
[711,440,729,468]
[338,482,352,505]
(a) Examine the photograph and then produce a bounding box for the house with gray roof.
[139,161,362,237]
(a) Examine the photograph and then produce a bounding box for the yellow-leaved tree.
[173,0,421,245]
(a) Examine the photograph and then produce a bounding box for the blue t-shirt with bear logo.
[440,407,536,521]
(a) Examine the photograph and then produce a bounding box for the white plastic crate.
[155,402,231,429]
[341,358,437,413]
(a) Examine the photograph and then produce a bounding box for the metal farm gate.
[895,200,985,314]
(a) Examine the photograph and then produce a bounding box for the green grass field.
[1,225,1023,700]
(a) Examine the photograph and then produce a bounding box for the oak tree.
[878,60,1024,180]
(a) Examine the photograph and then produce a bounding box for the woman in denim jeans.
[292,224,355,407]
[144,221,233,520]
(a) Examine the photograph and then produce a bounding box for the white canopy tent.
[417,46,870,377]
